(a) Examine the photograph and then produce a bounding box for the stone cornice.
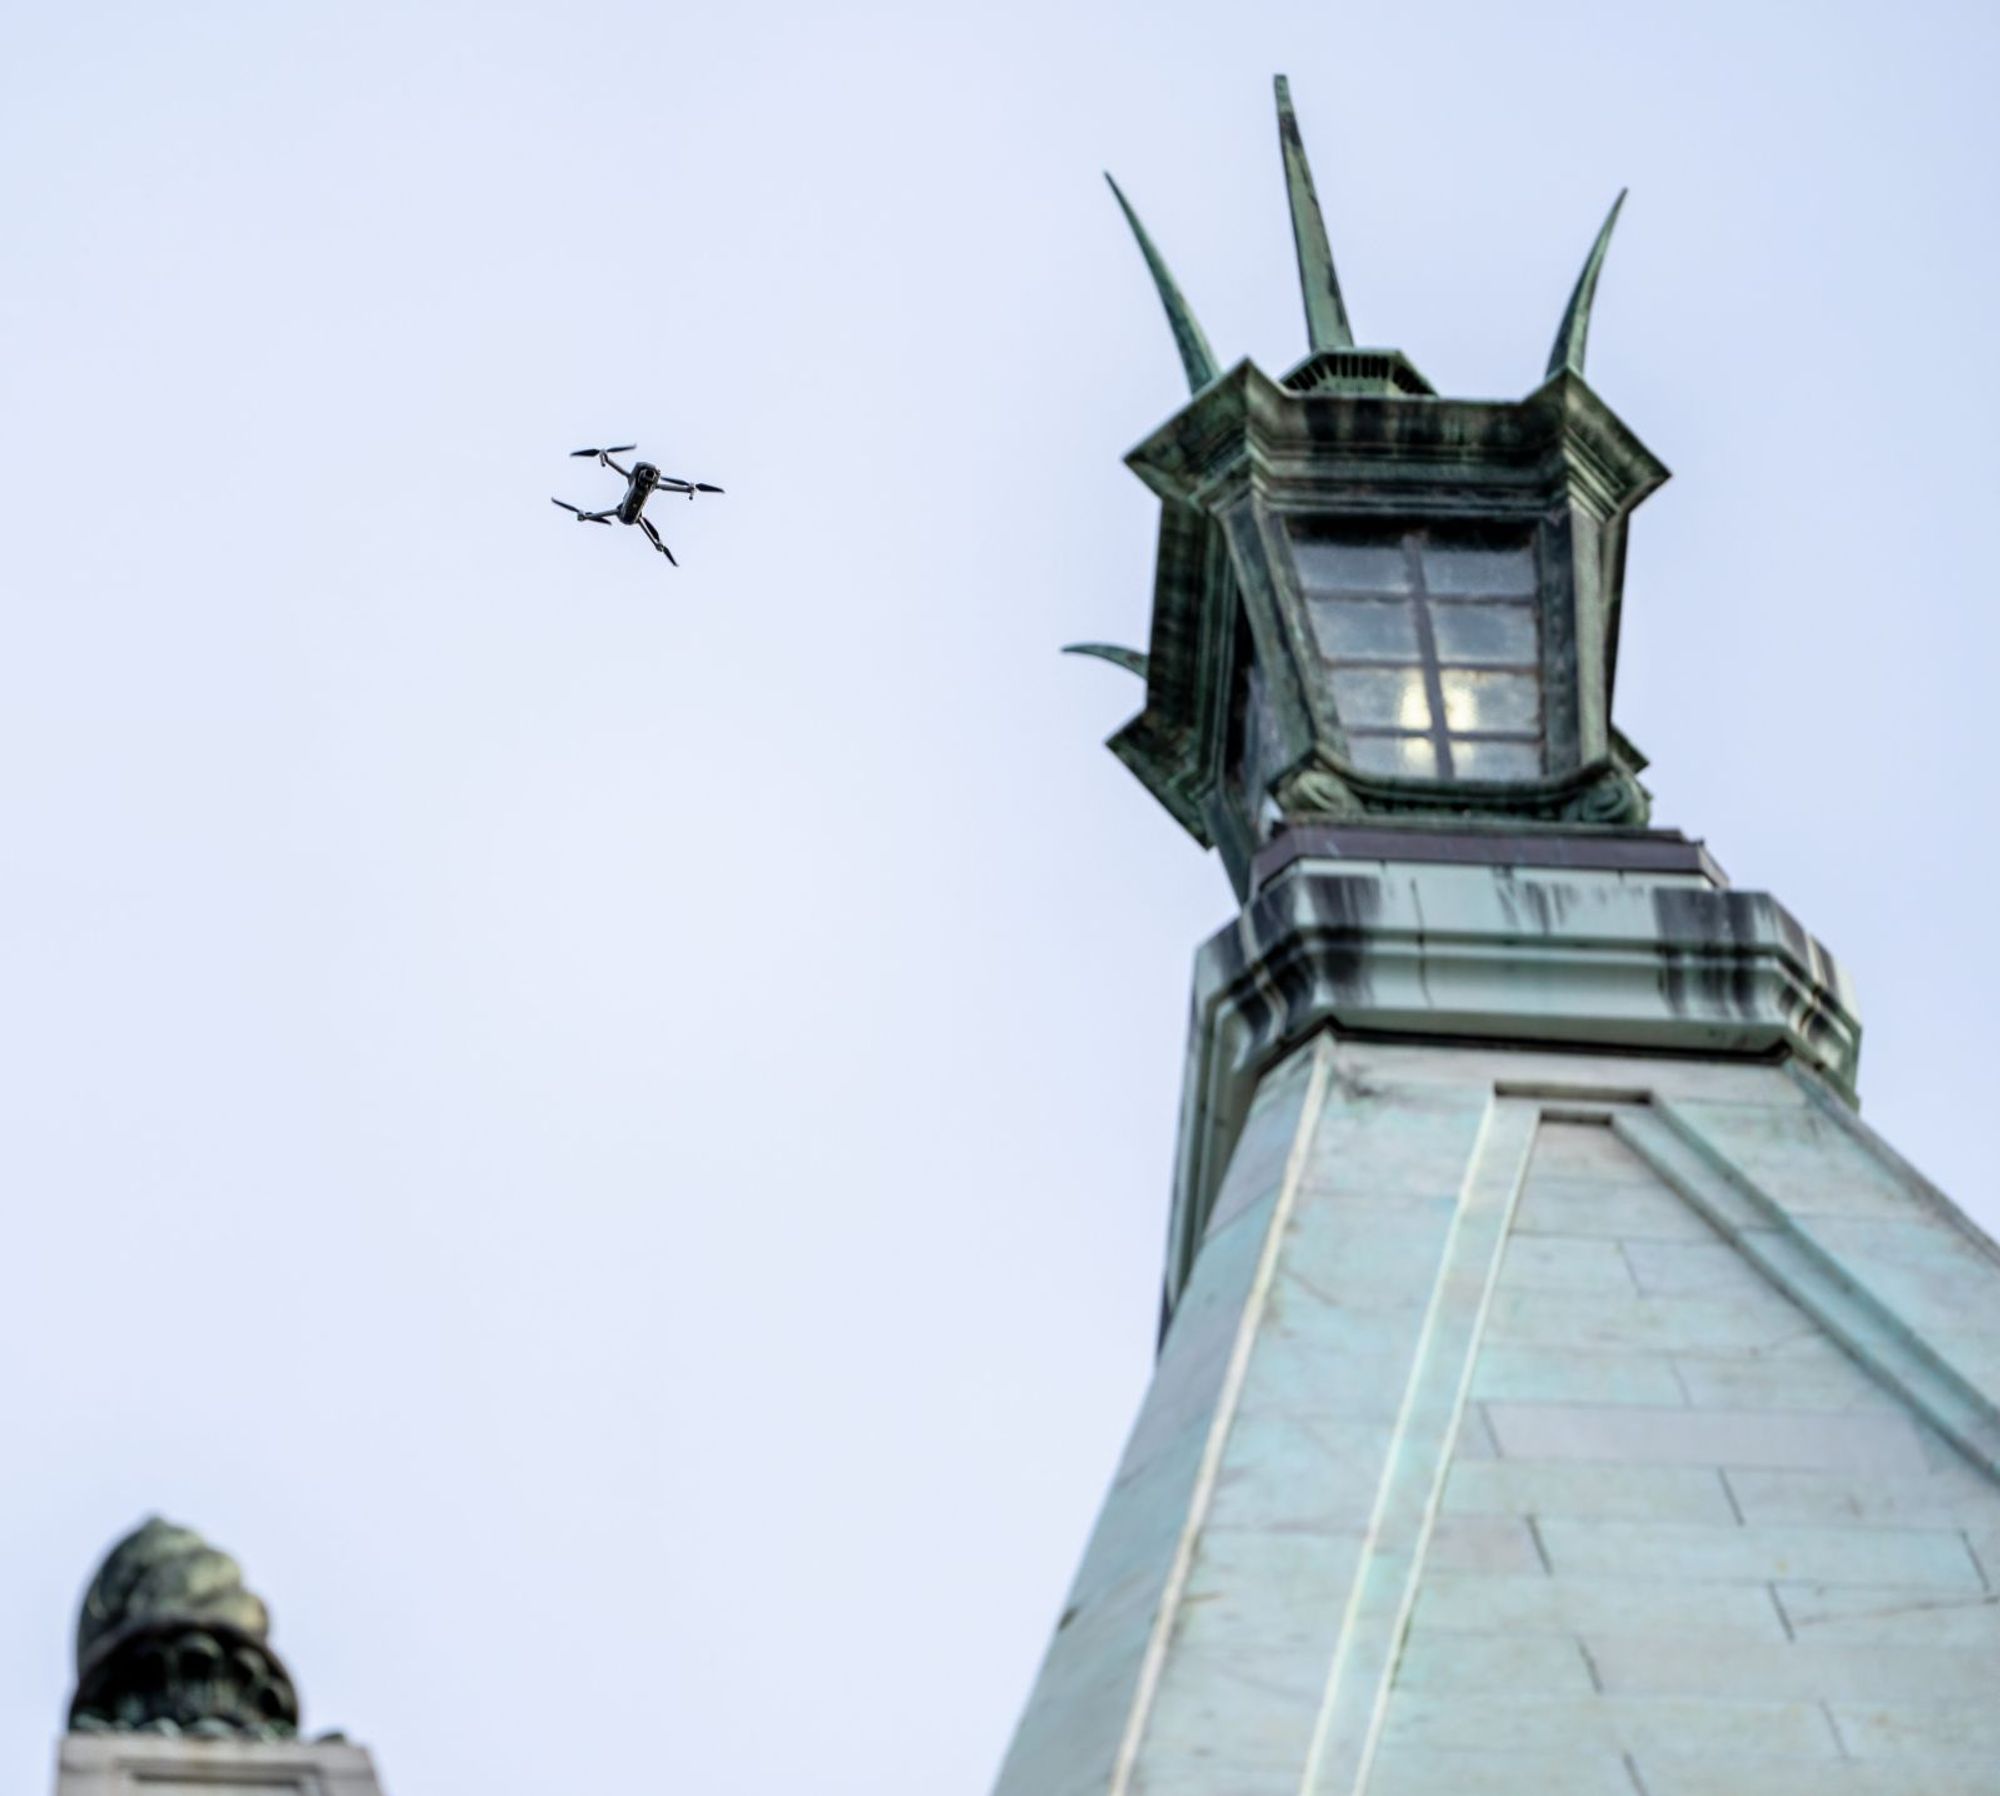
[1163,859,1861,1317]
[1125,362,1669,519]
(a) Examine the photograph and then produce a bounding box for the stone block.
[1484,1403,1929,1474]
[1378,1691,1839,1759]
[1831,1698,2000,1758]
[1484,1287,1825,1355]
[1334,1041,1816,1107]
[1620,1238,1773,1297]
[1409,1571,1789,1641]
[1134,1526,1365,1786]
[1725,1463,1996,1529]
[1276,1203,1457,1314]
[1529,1121,1649,1178]
[1511,1180,1717,1243]
[1450,1404,1502,1460]
[1200,1411,1394,1533]
[1797,1214,2000,1337]
[1441,1459,1736,1524]
[1468,1347,1683,1408]
[1389,1629,1595,1694]
[1635,1752,2000,1795]
[1492,1235,1636,1292]
[1584,1631,1996,1703]
[1421,1515,1545,1575]
[1775,1581,2000,1644]
[1364,1746,1637,1795]
[1667,1103,1912,1222]
[1671,1338,1899,1414]
[1201,1055,1317,1239]
[1301,1093,1492,1207]
[1536,1518,1981,1587]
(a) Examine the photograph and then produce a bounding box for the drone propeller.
[570,444,638,459]
[551,496,581,513]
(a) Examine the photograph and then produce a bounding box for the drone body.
[552,445,723,566]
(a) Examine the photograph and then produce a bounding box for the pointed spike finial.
[1063,641,1149,678]
[1546,189,1628,380]
[1274,74,1354,354]
[1104,173,1220,396]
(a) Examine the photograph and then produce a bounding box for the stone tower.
[55,1519,387,1795]
[995,77,2000,1796]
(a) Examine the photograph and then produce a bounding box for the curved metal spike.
[1274,74,1353,353]
[1546,190,1627,380]
[1104,174,1218,395]
[1063,642,1149,679]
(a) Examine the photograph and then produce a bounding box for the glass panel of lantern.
[1295,522,1547,780]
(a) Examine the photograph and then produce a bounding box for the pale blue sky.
[1,3,1996,1791]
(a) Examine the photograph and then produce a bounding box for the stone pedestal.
[56,1736,385,1796]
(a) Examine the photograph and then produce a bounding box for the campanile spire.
[996,77,2000,1796]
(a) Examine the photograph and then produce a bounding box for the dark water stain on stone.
[1654,888,1765,1020]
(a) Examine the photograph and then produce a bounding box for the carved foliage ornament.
[69,1517,300,1741]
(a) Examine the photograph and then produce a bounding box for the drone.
[551,445,723,566]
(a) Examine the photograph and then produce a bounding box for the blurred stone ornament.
[69,1518,299,1741]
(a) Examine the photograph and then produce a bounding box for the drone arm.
[601,454,634,478]
[639,516,678,565]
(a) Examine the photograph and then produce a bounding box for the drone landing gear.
[639,516,678,566]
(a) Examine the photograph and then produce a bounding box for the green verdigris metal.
[1274,74,1353,353]
[68,1518,300,1741]
[1077,76,1666,898]
[1547,191,1626,379]
[1103,176,1217,394]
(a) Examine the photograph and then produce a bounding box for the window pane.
[1431,602,1537,666]
[1292,537,1412,595]
[1440,668,1541,734]
[1423,537,1537,597]
[1310,598,1419,662]
[1347,733,1438,778]
[1331,667,1431,732]
[1450,737,1543,779]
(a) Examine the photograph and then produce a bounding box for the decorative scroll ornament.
[69,1517,300,1740]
